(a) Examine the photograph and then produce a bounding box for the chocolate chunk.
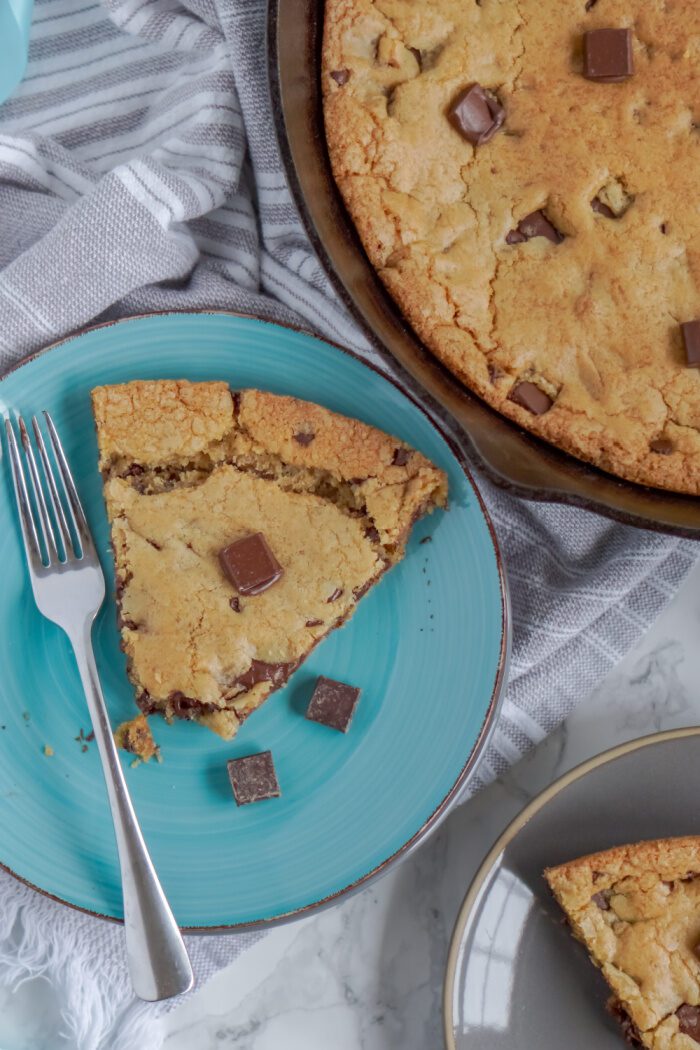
[591,196,616,218]
[507,210,564,245]
[293,430,315,447]
[508,381,554,416]
[607,1000,644,1047]
[305,618,323,627]
[326,588,344,603]
[229,596,242,613]
[392,447,411,466]
[365,525,381,543]
[227,751,280,806]
[330,69,350,86]
[660,222,669,235]
[681,320,700,367]
[448,83,505,146]
[591,890,611,910]
[136,691,157,716]
[235,659,298,693]
[122,463,144,478]
[306,676,361,733]
[650,437,674,455]
[677,1006,700,1043]
[583,29,634,83]
[169,691,216,719]
[219,532,283,596]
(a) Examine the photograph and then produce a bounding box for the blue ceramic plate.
[0,313,507,929]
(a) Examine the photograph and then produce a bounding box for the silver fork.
[4,411,194,1003]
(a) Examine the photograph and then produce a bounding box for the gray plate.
[444,728,700,1049]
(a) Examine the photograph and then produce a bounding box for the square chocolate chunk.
[219,532,283,596]
[681,321,700,368]
[583,29,634,83]
[227,750,280,805]
[448,83,505,146]
[306,676,361,733]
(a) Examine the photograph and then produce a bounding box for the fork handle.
[69,619,194,1002]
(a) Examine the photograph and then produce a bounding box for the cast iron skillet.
[267,0,700,538]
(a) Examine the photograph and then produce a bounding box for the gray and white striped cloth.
[0,0,697,1046]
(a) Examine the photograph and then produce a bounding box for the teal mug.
[0,0,33,104]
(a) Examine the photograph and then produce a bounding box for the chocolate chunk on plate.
[306,676,361,733]
[227,750,280,805]
[681,320,700,367]
[219,532,283,596]
[506,210,564,245]
[583,28,634,83]
[508,381,554,416]
[448,83,505,146]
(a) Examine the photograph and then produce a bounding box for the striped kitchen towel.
[0,0,697,1047]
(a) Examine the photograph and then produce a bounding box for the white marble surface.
[2,558,699,1050]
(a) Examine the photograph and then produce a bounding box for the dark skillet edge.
[0,308,510,933]
[266,0,700,540]
[441,726,700,1050]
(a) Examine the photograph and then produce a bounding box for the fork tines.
[5,413,91,568]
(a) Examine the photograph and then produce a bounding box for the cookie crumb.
[114,714,158,763]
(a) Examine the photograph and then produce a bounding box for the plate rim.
[0,308,510,933]
[442,725,700,1049]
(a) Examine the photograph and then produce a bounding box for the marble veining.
[2,560,699,1050]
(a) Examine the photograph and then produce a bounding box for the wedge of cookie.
[545,838,700,1048]
[92,380,447,741]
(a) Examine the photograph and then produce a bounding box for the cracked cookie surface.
[92,380,447,741]
[546,837,700,1048]
[323,0,700,493]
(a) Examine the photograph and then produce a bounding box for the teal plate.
[0,313,507,930]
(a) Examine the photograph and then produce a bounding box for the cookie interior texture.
[92,380,447,741]
[545,837,700,1048]
[323,0,700,494]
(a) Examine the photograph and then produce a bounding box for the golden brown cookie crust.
[322,0,700,494]
[546,837,700,1048]
[93,380,447,741]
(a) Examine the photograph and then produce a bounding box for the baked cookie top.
[323,0,700,494]
[546,837,700,1048]
[93,380,447,741]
